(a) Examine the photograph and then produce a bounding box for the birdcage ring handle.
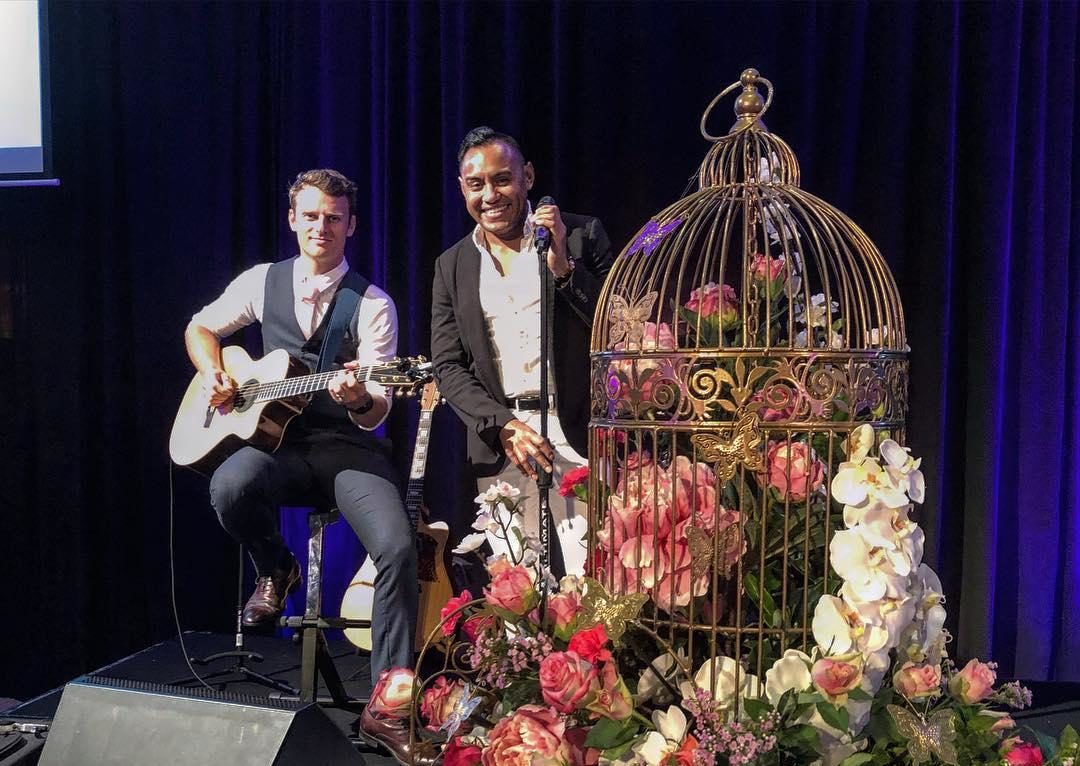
[700,69,774,142]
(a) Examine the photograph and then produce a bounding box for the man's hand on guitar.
[201,368,236,413]
[329,363,373,412]
[499,419,554,479]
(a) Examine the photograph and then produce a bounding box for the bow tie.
[301,287,321,305]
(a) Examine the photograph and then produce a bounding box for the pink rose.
[568,624,613,664]
[367,666,415,719]
[481,705,570,766]
[547,591,583,640]
[538,651,597,713]
[764,440,825,501]
[948,658,996,704]
[750,253,788,298]
[439,590,474,637]
[558,465,590,499]
[1002,740,1044,765]
[443,737,483,766]
[484,564,538,616]
[811,657,862,702]
[420,675,467,732]
[685,282,739,330]
[583,660,633,720]
[893,661,943,700]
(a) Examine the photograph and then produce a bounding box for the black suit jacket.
[431,213,614,477]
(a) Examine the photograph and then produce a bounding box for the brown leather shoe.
[242,559,301,627]
[357,705,440,766]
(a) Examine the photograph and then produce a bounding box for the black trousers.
[209,434,417,678]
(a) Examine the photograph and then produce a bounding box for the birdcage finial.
[700,68,774,142]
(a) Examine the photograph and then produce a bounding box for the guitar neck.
[404,407,435,529]
[244,365,381,404]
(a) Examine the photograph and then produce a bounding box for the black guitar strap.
[315,284,362,373]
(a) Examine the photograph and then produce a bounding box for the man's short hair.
[457,126,525,167]
[288,169,358,216]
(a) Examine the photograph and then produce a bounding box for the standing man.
[431,127,614,576]
[184,169,417,686]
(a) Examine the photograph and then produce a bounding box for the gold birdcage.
[587,69,908,694]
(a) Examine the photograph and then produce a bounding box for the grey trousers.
[209,437,417,679]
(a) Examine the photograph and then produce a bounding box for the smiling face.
[458,141,534,246]
[288,185,356,271]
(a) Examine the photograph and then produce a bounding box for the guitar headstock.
[371,356,435,396]
[418,379,442,412]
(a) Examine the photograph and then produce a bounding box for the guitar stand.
[274,509,369,712]
[173,546,299,696]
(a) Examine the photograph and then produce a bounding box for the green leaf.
[601,740,636,762]
[1061,725,1079,749]
[797,692,821,704]
[847,687,873,701]
[741,696,772,721]
[837,755,875,766]
[584,716,639,750]
[816,701,850,732]
[781,723,821,748]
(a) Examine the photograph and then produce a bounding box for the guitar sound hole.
[233,379,258,413]
[417,534,437,582]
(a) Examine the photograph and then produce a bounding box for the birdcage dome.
[586,70,910,690]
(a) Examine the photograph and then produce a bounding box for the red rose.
[439,590,473,637]
[558,466,590,499]
[1002,741,1044,765]
[568,624,613,664]
[443,737,483,766]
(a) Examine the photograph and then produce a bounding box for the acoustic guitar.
[340,379,453,652]
[169,346,433,475]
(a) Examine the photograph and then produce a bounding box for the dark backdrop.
[0,1,1077,699]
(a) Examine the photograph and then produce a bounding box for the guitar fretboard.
[237,366,379,404]
[404,407,434,528]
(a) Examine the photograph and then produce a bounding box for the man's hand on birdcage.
[499,419,555,479]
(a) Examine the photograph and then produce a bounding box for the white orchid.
[829,527,910,602]
[678,656,761,711]
[843,424,876,462]
[633,706,690,765]
[812,596,862,655]
[879,439,926,503]
[765,649,813,704]
[838,586,916,653]
[636,648,689,704]
[831,456,910,511]
[451,532,487,555]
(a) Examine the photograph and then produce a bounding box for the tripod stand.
[174,545,298,695]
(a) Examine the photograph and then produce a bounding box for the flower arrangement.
[358,424,1077,766]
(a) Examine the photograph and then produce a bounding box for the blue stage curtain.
[0,1,1076,698]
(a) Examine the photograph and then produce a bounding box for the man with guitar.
[430,127,614,577]
[183,169,417,688]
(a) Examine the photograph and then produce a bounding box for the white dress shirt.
[190,258,397,429]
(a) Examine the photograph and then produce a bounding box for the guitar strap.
[315,285,362,373]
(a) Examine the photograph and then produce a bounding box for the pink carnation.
[439,590,474,637]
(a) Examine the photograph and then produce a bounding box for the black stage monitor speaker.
[38,676,365,765]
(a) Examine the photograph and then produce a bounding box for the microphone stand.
[536,235,554,615]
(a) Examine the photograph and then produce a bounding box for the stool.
[279,508,370,708]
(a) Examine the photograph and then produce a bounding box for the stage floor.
[3,631,399,765]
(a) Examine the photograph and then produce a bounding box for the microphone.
[534,195,555,257]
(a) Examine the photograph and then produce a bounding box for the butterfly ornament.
[691,409,765,482]
[887,705,960,766]
[608,291,658,348]
[580,577,648,642]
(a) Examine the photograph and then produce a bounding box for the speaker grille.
[80,675,305,711]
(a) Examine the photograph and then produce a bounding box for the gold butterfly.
[580,577,649,642]
[608,291,658,348]
[687,524,742,581]
[691,410,765,482]
[887,705,959,766]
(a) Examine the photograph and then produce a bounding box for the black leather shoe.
[242,559,301,627]
[357,705,440,766]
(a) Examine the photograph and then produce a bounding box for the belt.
[508,395,556,411]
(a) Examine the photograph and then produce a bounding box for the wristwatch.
[346,392,375,415]
[553,257,576,288]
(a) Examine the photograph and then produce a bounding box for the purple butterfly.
[626,217,683,257]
